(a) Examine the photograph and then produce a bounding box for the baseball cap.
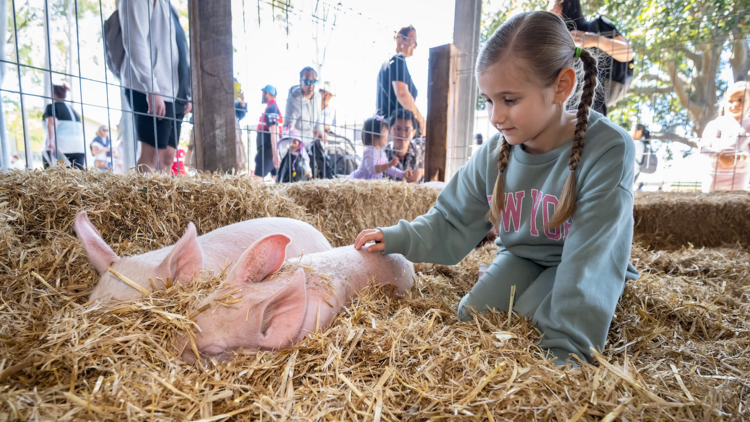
[319,81,335,96]
[280,127,302,142]
[261,84,277,96]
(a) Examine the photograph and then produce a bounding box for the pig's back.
[199,218,331,264]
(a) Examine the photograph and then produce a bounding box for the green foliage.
[478,0,750,138]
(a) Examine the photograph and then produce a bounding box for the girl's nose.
[489,107,506,129]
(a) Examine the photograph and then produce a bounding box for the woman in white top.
[118,0,181,173]
[43,84,85,170]
[700,82,750,191]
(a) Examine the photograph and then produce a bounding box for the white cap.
[320,81,335,96]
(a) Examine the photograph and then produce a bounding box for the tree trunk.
[731,35,750,82]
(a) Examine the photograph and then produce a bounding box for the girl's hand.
[305,171,313,179]
[403,169,413,180]
[354,229,385,253]
[389,157,400,167]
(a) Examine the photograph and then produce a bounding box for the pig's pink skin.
[74,211,332,303]
[180,234,414,363]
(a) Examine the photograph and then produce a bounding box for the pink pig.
[180,234,414,362]
[75,211,332,302]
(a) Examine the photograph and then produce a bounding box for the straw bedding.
[0,168,748,421]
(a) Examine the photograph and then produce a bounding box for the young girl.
[699,82,750,191]
[349,117,413,180]
[276,128,312,183]
[354,11,638,366]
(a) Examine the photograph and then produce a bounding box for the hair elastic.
[569,169,576,173]
[498,171,503,176]
[574,47,583,59]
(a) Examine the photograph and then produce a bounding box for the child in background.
[349,116,413,181]
[699,81,750,191]
[355,11,638,366]
[276,128,312,183]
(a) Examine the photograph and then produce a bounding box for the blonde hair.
[720,81,750,118]
[478,11,599,229]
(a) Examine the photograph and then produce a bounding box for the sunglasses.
[302,79,318,86]
[399,35,417,47]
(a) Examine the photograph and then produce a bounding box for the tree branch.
[666,61,709,127]
[628,85,674,95]
[677,47,702,70]
[650,132,698,148]
[731,32,750,82]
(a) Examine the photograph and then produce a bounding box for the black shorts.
[125,89,180,149]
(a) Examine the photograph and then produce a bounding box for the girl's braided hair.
[478,11,599,229]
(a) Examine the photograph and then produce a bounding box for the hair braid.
[546,48,598,229]
[487,137,512,225]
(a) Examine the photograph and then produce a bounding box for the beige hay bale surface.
[0,169,748,420]
[282,179,439,247]
[634,191,750,249]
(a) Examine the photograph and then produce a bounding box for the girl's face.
[478,61,570,152]
[726,88,750,120]
[373,126,389,147]
[290,139,301,152]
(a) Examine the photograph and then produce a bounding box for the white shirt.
[118,0,180,100]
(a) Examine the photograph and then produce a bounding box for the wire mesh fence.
[2,1,750,193]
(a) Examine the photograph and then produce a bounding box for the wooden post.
[425,44,460,182]
[189,0,236,172]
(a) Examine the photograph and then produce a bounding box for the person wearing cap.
[91,125,113,172]
[276,128,312,183]
[255,84,283,178]
[285,66,326,146]
[320,81,337,133]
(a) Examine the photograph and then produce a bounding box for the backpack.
[637,141,658,174]
[103,11,124,80]
[587,16,634,107]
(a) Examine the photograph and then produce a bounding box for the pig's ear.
[226,234,291,286]
[258,269,308,349]
[160,223,203,283]
[74,211,119,274]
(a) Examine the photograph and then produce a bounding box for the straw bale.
[634,191,750,249]
[0,169,748,420]
[281,179,439,247]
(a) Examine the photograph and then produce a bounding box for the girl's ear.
[554,67,577,105]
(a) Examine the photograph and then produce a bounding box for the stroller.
[324,131,361,177]
[276,128,311,183]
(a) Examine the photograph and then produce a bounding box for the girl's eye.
[504,98,517,105]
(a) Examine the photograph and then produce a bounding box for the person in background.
[376,25,426,136]
[9,154,24,170]
[231,78,248,172]
[170,2,191,157]
[384,109,423,183]
[473,133,484,156]
[91,125,113,172]
[549,0,635,115]
[320,81,337,132]
[350,116,413,181]
[235,78,248,122]
[699,81,750,191]
[43,83,85,170]
[276,128,312,183]
[285,67,326,146]
[255,84,282,179]
[119,0,181,173]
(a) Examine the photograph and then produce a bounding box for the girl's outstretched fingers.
[354,229,385,252]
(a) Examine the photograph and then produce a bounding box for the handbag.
[53,103,85,154]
